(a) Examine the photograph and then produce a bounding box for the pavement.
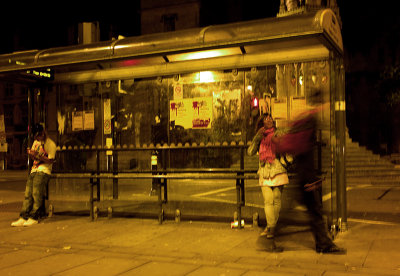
[1,170,400,276]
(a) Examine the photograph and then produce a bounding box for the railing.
[51,143,258,228]
[51,169,258,228]
[50,141,324,228]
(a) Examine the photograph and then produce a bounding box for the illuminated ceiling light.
[168,47,241,62]
[199,71,215,83]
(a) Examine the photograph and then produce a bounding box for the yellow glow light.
[199,71,214,83]
[168,47,241,62]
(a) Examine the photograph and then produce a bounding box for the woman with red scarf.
[248,113,288,251]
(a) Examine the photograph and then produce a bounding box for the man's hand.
[304,178,323,192]
[256,127,265,136]
[27,148,39,159]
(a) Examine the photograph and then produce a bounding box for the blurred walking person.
[277,91,346,254]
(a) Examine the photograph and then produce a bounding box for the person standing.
[248,113,289,252]
[11,124,56,227]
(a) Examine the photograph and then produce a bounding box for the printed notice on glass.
[291,97,307,119]
[72,111,83,131]
[173,83,183,100]
[0,114,6,144]
[103,99,112,135]
[272,98,287,120]
[84,110,95,130]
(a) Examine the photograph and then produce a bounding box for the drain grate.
[0,202,22,212]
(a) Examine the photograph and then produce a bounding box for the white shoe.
[23,218,38,226]
[11,218,27,227]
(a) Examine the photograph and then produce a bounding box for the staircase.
[345,133,400,186]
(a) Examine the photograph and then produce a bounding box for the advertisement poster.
[173,83,183,100]
[272,98,287,120]
[71,110,95,131]
[0,114,5,143]
[290,97,307,119]
[104,99,112,134]
[72,111,83,131]
[83,110,95,130]
[170,97,212,129]
[0,114,6,152]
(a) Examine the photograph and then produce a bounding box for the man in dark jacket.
[277,92,346,254]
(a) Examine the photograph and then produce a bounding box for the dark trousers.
[296,152,334,250]
[20,172,50,220]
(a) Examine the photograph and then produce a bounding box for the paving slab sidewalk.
[0,211,400,276]
[1,170,400,275]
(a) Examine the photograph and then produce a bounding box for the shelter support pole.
[27,87,34,171]
[335,58,347,232]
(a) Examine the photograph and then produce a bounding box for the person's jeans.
[261,185,283,228]
[20,172,50,220]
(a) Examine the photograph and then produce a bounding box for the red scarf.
[259,128,276,164]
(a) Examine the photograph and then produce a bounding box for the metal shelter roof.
[0,9,342,83]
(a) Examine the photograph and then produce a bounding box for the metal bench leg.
[90,178,94,221]
[158,179,163,224]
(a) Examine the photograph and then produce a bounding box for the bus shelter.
[0,9,346,231]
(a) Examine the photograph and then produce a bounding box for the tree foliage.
[378,64,400,107]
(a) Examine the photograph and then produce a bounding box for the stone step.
[347,176,400,184]
[345,165,396,170]
[322,159,394,168]
[346,170,400,177]
[345,152,380,157]
[346,145,372,152]
[346,179,400,186]
[323,158,388,164]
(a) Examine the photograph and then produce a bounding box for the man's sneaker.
[11,217,27,227]
[23,218,38,227]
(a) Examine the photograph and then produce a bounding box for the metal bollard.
[48,204,54,218]
[93,206,99,221]
[175,209,181,223]
[158,209,164,224]
[150,150,158,196]
[253,212,259,227]
[107,207,113,219]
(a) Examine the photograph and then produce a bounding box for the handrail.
[50,169,254,228]
[51,171,258,179]
[55,142,249,151]
[52,168,258,174]
[50,140,326,226]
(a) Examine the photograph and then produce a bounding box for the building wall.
[0,81,29,169]
[141,0,200,34]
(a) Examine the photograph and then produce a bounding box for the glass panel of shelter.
[54,61,335,214]
[55,62,332,166]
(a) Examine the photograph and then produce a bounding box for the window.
[5,83,14,98]
[161,13,177,32]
